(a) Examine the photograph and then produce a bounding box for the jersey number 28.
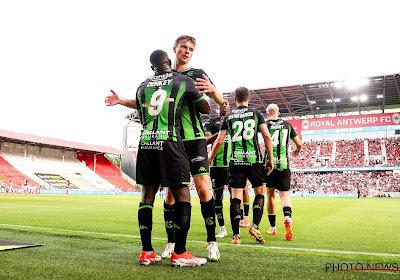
[232,119,255,141]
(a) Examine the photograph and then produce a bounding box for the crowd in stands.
[291,171,400,195]
[367,138,382,156]
[289,137,400,169]
[385,137,400,166]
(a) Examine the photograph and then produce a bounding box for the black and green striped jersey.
[136,71,205,143]
[220,106,266,164]
[176,68,214,142]
[265,119,298,169]
[204,116,232,167]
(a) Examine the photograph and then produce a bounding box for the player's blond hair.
[266,103,280,115]
[174,35,196,49]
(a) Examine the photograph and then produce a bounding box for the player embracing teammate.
[106,35,223,264]
[135,50,210,266]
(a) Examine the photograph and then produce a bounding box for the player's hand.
[265,160,273,176]
[291,150,301,157]
[105,89,120,106]
[195,74,215,95]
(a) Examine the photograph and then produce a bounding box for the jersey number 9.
[148,89,167,116]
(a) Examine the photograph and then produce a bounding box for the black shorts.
[229,161,266,189]
[210,167,229,191]
[136,140,190,190]
[265,168,291,191]
[183,139,210,177]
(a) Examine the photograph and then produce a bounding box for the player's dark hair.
[234,87,250,103]
[174,35,196,48]
[149,50,169,69]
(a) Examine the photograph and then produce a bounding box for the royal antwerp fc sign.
[299,112,400,130]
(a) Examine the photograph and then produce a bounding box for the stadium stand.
[0,154,39,189]
[0,129,139,192]
[77,153,137,192]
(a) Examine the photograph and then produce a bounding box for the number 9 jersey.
[220,106,266,164]
[136,72,205,143]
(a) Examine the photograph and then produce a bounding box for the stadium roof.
[208,73,400,119]
[0,129,122,154]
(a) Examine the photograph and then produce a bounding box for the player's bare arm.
[260,124,274,175]
[105,89,137,109]
[205,132,218,145]
[195,98,211,114]
[291,136,303,157]
[208,131,227,164]
[195,74,223,105]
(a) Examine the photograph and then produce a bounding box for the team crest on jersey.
[187,71,194,77]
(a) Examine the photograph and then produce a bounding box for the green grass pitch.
[0,194,399,279]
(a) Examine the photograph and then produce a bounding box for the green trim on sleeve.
[192,95,205,103]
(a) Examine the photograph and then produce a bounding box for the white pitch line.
[1,223,399,258]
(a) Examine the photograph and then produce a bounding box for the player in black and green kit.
[105,35,223,261]
[135,50,210,266]
[264,104,302,241]
[208,87,274,245]
[204,100,231,238]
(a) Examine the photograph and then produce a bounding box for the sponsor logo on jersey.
[187,71,194,77]
[191,156,205,163]
[234,150,256,158]
[150,73,173,81]
[140,140,165,151]
[141,130,170,139]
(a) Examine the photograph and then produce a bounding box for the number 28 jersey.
[220,106,266,164]
[136,71,205,143]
